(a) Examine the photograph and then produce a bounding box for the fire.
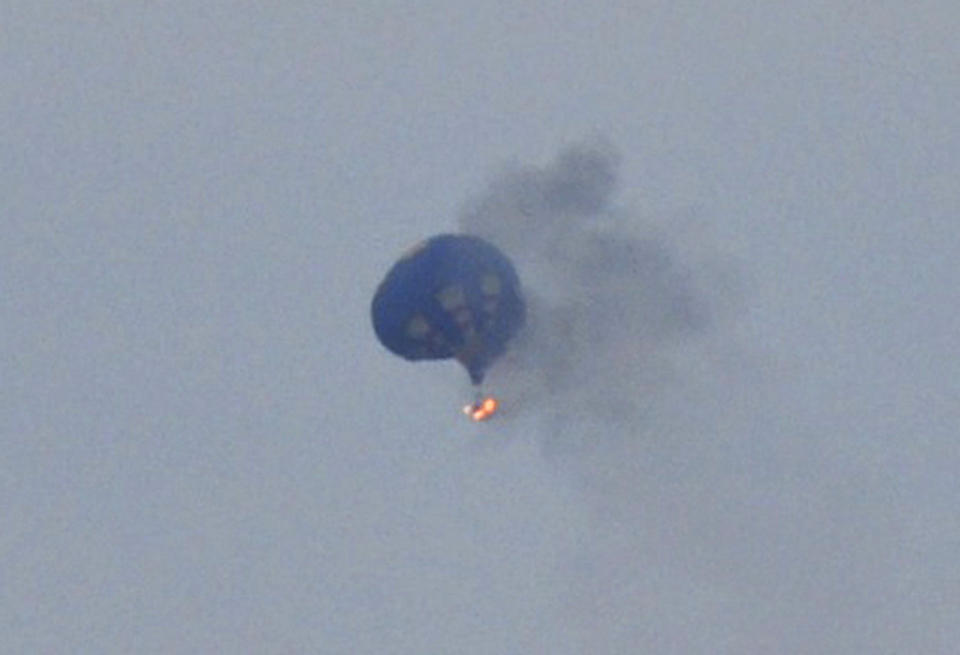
[463,396,498,422]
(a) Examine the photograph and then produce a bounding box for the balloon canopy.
[371,234,525,385]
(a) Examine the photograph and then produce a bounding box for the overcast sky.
[3,2,959,653]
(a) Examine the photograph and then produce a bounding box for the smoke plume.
[459,140,724,449]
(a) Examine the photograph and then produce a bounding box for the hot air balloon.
[371,234,525,387]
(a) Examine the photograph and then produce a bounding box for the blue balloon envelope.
[371,234,525,385]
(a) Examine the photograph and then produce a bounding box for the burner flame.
[463,396,498,422]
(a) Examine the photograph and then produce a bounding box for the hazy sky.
[3,2,959,653]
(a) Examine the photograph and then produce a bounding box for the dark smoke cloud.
[459,140,721,445]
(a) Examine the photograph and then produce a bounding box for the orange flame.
[463,396,498,422]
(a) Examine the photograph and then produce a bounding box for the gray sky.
[3,2,959,653]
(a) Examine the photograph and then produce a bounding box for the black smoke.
[459,140,722,446]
